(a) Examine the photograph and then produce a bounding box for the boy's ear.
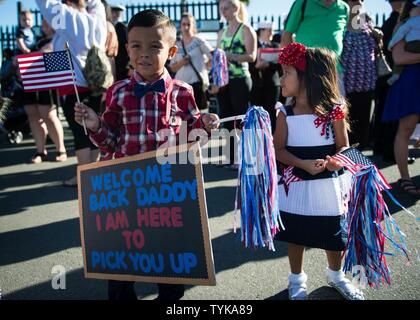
[167,45,178,60]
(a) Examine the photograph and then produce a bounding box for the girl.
[273,43,364,300]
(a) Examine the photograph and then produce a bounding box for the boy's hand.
[325,155,343,172]
[301,159,326,175]
[201,113,220,131]
[74,102,100,132]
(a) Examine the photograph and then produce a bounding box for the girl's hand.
[74,102,100,132]
[301,159,326,175]
[325,155,343,172]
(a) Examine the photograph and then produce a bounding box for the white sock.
[288,272,308,285]
[326,267,346,283]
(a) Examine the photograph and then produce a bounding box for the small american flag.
[332,148,391,190]
[17,50,75,92]
[280,166,302,195]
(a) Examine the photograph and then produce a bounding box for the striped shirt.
[90,69,203,159]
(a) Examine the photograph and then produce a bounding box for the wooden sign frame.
[77,142,216,286]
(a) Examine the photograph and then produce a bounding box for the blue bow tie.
[134,78,166,99]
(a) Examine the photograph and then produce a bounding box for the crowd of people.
[0,0,419,301]
[1,0,418,190]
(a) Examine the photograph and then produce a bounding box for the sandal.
[397,179,420,197]
[55,151,67,162]
[31,152,48,164]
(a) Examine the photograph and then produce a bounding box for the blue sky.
[0,0,391,28]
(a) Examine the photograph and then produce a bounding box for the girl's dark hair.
[295,47,350,131]
[399,0,417,22]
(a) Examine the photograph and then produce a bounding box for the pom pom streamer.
[211,49,229,87]
[341,164,415,288]
[235,106,284,251]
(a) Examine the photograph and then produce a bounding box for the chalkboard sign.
[77,142,216,286]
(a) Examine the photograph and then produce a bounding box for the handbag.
[376,50,392,77]
[181,39,208,109]
[369,25,392,77]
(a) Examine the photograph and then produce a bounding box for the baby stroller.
[0,95,30,144]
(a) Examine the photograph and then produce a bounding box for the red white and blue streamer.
[235,106,284,251]
[332,149,414,288]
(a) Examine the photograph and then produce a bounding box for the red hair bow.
[278,42,307,71]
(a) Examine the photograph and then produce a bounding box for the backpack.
[83,46,114,96]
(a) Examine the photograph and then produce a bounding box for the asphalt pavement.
[0,124,419,300]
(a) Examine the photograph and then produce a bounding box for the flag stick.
[214,114,245,124]
[65,42,87,135]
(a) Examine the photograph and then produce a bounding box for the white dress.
[274,104,352,251]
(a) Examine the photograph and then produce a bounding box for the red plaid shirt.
[90,68,204,159]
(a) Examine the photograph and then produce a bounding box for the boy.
[74,9,219,300]
[16,11,37,54]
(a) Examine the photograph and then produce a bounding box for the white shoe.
[288,272,308,300]
[325,267,365,300]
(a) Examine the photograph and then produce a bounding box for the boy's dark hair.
[127,9,177,45]
[295,47,350,131]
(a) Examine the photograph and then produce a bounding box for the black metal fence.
[1,1,388,56]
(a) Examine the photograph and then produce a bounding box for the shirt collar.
[316,0,338,9]
[130,68,172,94]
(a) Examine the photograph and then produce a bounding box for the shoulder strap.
[181,39,204,84]
[228,23,244,51]
[285,0,307,29]
[301,0,307,23]
[285,105,294,116]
